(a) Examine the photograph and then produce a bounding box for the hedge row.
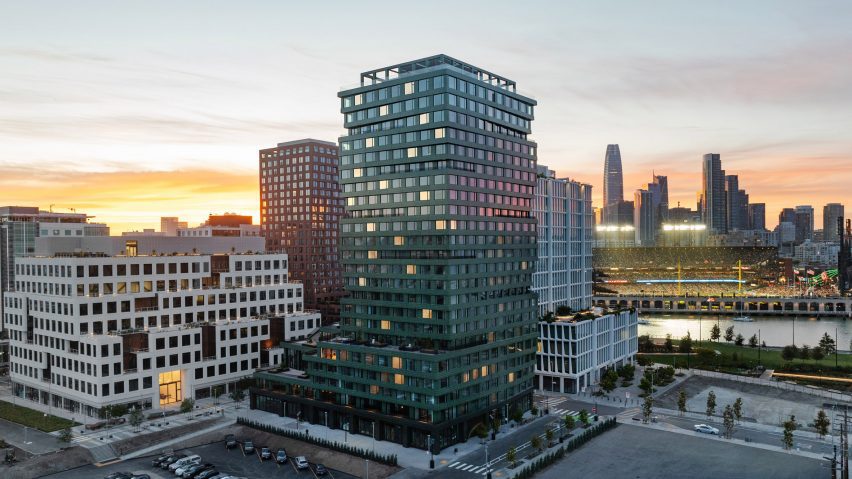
[512,417,617,479]
[237,417,398,466]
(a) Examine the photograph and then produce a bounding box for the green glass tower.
[252,55,538,450]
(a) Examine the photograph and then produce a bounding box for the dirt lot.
[0,446,93,479]
[112,417,227,455]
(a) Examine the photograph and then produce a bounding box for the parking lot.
[42,441,361,479]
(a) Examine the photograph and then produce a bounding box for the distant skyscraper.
[259,139,345,323]
[725,175,749,231]
[748,203,766,231]
[617,200,635,225]
[794,205,815,243]
[532,166,593,315]
[702,153,727,233]
[602,144,623,224]
[160,216,186,236]
[652,174,669,221]
[779,208,796,225]
[634,189,656,246]
[823,203,845,242]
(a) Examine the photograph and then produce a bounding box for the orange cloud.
[0,167,259,233]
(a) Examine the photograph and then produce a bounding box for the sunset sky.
[1,1,851,233]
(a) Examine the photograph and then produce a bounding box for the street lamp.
[427,434,434,469]
[365,459,369,479]
[485,444,491,479]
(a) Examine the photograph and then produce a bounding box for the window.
[404,82,414,95]
[406,265,416,275]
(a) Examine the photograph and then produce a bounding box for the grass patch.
[642,341,852,376]
[0,400,76,432]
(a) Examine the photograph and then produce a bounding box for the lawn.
[0,400,77,432]
[642,340,852,375]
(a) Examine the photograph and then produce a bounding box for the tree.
[724,325,735,343]
[642,396,654,424]
[664,334,674,353]
[710,323,721,342]
[129,407,144,432]
[639,376,653,396]
[748,334,758,348]
[819,333,837,357]
[639,335,653,353]
[733,398,743,424]
[677,391,687,416]
[180,398,195,414]
[230,388,245,409]
[734,334,745,346]
[706,391,716,418]
[59,427,73,443]
[578,409,590,426]
[722,405,735,439]
[212,386,223,405]
[530,435,542,453]
[782,415,797,450]
[600,369,618,393]
[618,364,635,380]
[799,344,811,361]
[812,347,825,361]
[814,410,830,439]
[679,332,692,354]
[510,407,523,424]
[545,427,554,446]
[781,345,798,362]
[556,305,572,316]
[563,414,576,433]
[506,447,517,468]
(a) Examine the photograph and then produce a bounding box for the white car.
[694,424,720,435]
[294,456,310,470]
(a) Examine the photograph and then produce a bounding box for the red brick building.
[259,139,345,323]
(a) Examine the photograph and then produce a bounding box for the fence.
[691,369,852,402]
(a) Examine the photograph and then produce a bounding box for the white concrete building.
[532,165,594,316]
[794,240,841,267]
[535,308,638,394]
[3,236,319,420]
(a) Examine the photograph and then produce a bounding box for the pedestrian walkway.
[446,461,490,475]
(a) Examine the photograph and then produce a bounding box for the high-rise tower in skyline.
[602,144,623,224]
[701,153,727,234]
[824,203,845,242]
[252,55,538,450]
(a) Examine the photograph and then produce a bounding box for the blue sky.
[1,1,850,231]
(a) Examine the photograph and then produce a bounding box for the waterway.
[639,313,852,350]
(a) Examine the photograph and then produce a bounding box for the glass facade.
[252,55,538,450]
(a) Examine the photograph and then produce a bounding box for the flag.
[807,269,815,275]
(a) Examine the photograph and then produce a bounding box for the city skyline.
[1,1,851,232]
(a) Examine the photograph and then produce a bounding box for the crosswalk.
[448,461,492,475]
[550,408,580,417]
[539,396,582,418]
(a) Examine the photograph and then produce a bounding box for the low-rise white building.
[794,240,841,268]
[3,236,319,420]
[536,308,638,394]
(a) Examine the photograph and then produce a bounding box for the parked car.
[224,434,237,449]
[170,454,202,472]
[186,465,214,479]
[242,440,255,454]
[161,454,187,469]
[315,464,328,476]
[694,424,720,435]
[152,454,172,467]
[260,447,272,460]
[276,449,287,464]
[195,469,219,479]
[130,475,150,479]
[295,456,309,470]
[104,473,132,479]
[180,463,211,478]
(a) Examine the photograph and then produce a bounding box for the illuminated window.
[406,265,416,274]
[370,385,379,394]
[379,105,389,116]
[481,365,488,377]
[419,191,429,201]
[508,372,515,383]
[394,374,405,385]
[358,277,366,286]
[392,357,402,369]
[434,128,445,139]
[394,236,405,246]
[407,147,417,158]
[404,82,414,95]
[367,223,376,232]
[537,341,542,353]
[347,198,356,206]
[368,250,378,259]
[381,320,391,330]
[366,137,375,148]
[422,309,432,319]
[419,113,429,124]
[436,220,446,230]
[462,373,469,383]
[380,180,389,189]
[354,168,363,178]
[354,94,363,105]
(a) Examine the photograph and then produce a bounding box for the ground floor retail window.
[159,370,182,406]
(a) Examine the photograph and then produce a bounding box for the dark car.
[161,454,186,469]
[187,465,214,479]
[315,464,328,476]
[130,475,150,479]
[103,473,132,479]
[242,440,254,454]
[152,454,171,467]
[275,449,287,464]
[195,469,219,479]
[260,447,272,460]
[224,434,237,449]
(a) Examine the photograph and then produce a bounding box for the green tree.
[59,427,73,443]
[664,334,674,353]
[563,414,576,432]
[506,447,517,468]
[639,376,653,396]
[722,405,735,439]
[724,325,735,343]
[814,410,830,439]
[710,323,721,342]
[677,390,687,416]
[639,335,653,353]
[706,391,717,418]
[799,344,811,361]
[599,369,619,393]
[545,427,554,446]
[734,334,745,346]
[819,333,837,356]
[230,388,245,409]
[556,305,572,316]
[782,415,797,450]
[510,407,523,424]
[642,396,654,424]
[733,398,743,424]
[748,334,758,348]
[180,398,195,414]
[129,407,144,432]
[812,347,825,361]
[618,364,636,380]
[679,332,692,354]
[578,409,590,426]
[781,344,798,362]
[530,435,542,453]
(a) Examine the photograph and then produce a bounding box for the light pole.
[427,434,434,469]
[485,444,491,479]
[372,422,376,453]
[758,329,761,366]
[365,459,369,479]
